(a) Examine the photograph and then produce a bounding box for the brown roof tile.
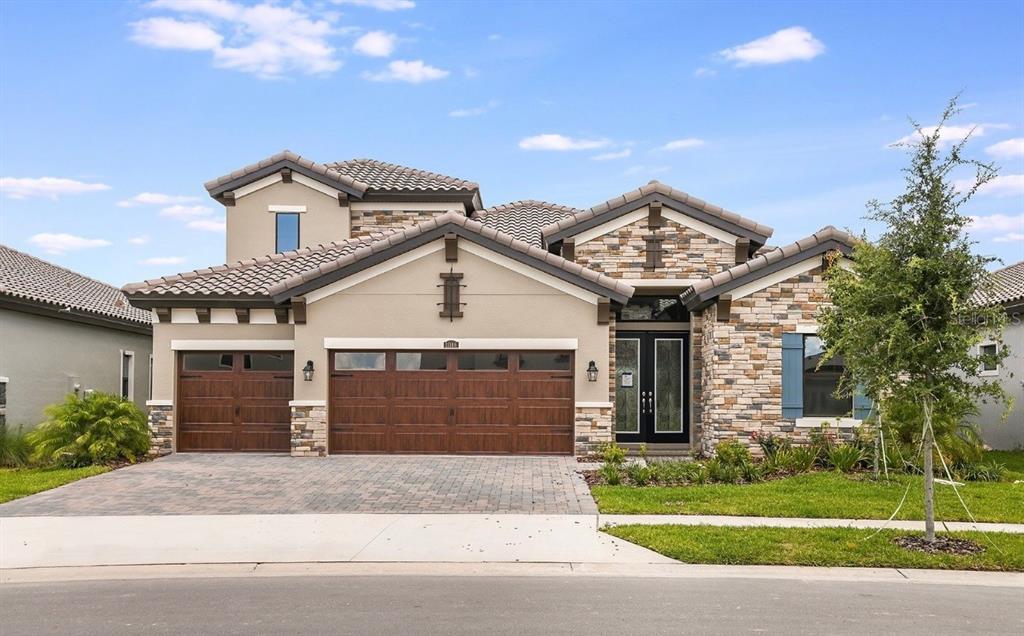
[475,200,582,247]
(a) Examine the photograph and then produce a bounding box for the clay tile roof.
[475,200,583,247]
[325,158,479,193]
[266,211,633,303]
[680,225,859,310]
[204,150,369,195]
[1,244,152,326]
[539,180,774,244]
[974,260,1024,307]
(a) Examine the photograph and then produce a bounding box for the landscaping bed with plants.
[602,525,1024,571]
[0,391,150,503]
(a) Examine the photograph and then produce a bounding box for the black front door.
[614,331,689,443]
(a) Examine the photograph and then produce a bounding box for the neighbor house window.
[802,335,848,417]
[275,213,300,253]
[120,351,135,401]
[980,343,999,373]
[148,354,154,400]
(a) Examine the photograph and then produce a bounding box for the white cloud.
[132,1,341,79]
[332,0,415,10]
[187,218,227,232]
[353,30,397,57]
[968,213,1024,233]
[28,233,112,255]
[518,134,611,151]
[960,174,1024,198]
[118,192,199,207]
[363,59,449,83]
[1,177,110,200]
[129,17,223,51]
[658,138,706,151]
[449,100,498,118]
[128,235,150,246]
[888,123,997,149]
[140,256,187,266]
[160,204,213,218]
[994,233,1024,243]
[718,26,825,67]
[693,67,716,78]
[986,138,1024,159]
[591,149,632,161]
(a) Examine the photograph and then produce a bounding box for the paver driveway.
[0,454,597,516]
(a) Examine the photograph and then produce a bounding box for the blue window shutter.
[781,333,803,419]
[853,383,873,421]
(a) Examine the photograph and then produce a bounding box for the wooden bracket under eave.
[291,298,307,324]
[735,238,751,264]
[648,201,663,228]
[337,192,349,207]
[597,299,611,325]
[561,239,575,261]
[274,307,289,324]
[153,307,171,323]
[716,294,732,323]
[222,191,236,207]
[444,233,458,262]
[234,308,250,324]
[195,307,211,324]
[280,167,293,183]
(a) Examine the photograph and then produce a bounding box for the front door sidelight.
[614,331,689,444]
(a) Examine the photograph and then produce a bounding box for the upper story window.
[802,335,848,417]
[614,296,687,322]
[275,213,300,253]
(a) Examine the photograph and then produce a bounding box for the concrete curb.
[3,561,1022,587]
[599,514,1024,534]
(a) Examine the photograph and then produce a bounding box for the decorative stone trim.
[147,404,174,456]
[291,404,328,457]
[575,406,613,455]
[350,209,446,238]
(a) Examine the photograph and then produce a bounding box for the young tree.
[817,96,1010,541]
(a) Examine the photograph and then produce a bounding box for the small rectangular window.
[148,354,154,400]
[183,353,234,371]
[396,352,448,370]
[335,352,385,371]
[120,351,135,400]
[457,352,508,371]
[518,352,571,371]
[244,353,293,371]
[275,212,300,253]
[981,343,998,372]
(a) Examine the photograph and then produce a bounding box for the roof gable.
[540,181,773,247]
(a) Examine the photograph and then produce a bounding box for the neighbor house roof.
[680,226,858,311]
[974,260,1024,308]
[204,150,482,211]
[124,213,634,306]
[475,200,582,247]
[1,244,152,329]
[540,180,774,247]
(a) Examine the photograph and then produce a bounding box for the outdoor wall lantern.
[302,360,315,382]
[586,360,599,382]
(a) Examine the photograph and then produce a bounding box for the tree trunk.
[922,400,935,542]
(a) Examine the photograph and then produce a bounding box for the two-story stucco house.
[124,151,866,457]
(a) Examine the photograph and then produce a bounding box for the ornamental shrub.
[29,392,149,467]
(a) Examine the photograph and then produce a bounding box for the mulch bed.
[893,535,985,556]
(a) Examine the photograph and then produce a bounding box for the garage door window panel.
[396,352,448,371]
[183,353,234,371]
[335,352,386,371]
[244,353,293,371]
[457,352,509,371]
[518,352,572,371]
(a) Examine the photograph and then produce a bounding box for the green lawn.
[0,466,110,503]
[592,472,1024,522]
[604,524,1024,571]
[986,450,1024,479]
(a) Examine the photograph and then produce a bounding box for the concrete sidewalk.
[0,513,674,569]
[599,514,1024,533]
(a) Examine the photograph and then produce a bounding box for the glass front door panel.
[654,339,683,432]
[615,339,640,433]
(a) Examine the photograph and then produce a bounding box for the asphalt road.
[3,574,1022,635]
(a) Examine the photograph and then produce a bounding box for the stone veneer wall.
[350,209,450,238]
[148,404,174,456]
[574,315,616,455]
[574,216,736,280]
[291,404,328,457]
[699,265,834,456]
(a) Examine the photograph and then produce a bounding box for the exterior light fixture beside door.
[586,360,599,382]
[302,360,315,382]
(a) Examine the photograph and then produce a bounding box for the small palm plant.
[29,392,150,467]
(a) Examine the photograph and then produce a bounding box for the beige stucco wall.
[226,181,349,262]
[150,321,294,401]
[293,241,611,405]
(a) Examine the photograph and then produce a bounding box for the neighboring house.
[0,245,153,427]
[124,150,864,457]
[974,261,1023,450]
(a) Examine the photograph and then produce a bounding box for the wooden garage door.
[329,350,574,455]
[177,352,293,452]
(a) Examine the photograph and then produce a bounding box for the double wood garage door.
[329,350,575,455]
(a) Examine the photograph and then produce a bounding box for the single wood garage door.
[177,351,293,452]
[329,350,574,455]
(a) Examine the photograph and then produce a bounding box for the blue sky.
[1,0,1022,287]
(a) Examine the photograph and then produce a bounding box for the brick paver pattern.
[0,454,597,516]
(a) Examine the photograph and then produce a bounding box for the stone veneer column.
[146,402,174,456]
[291,403,328,457]
[573,316,616,455]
